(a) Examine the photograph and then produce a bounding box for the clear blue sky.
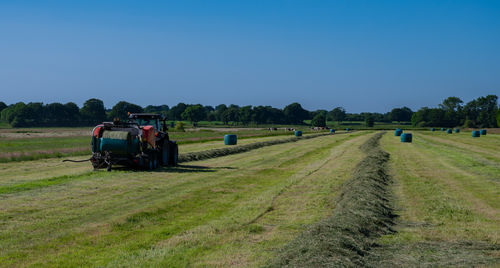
[1,0,499,112]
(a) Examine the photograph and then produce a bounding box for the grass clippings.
[265,132,395,267]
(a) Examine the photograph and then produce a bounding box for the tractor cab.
[128,113,167,132]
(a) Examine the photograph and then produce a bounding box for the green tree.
[284,102,309,124]
[238,106,253,125]
[476,95,498,127]
[181,104,206,125]
[365,114,375,127]
[0,102,6,113]
[311,113,326,127]
[464,95,498,127]
[439,96,463,111]
[80,98,107,125]
[221,107,239,125]
[214,104,228,121]
[390,107,413,122]
[206,112,217,121]
[497,108,500,127]
[411,107,446,127]
[311,109,327,120]
[328,107,346,124]
[167,103,187,121]
[439,97,463,126]
[144,105,169,117]
[109,101,143,121]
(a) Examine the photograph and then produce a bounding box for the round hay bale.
[224,134,237,145]
[431,128,435,132]
[447,129,452,134]
[454,128,460,133]
[480,129,487,135]
[395,129,403,136]
[346,128,350,132]
[472,131,480,138]
[401,133,412,143]
[294,130,302,137]
[330,129,335,133]
[441,128,446,131]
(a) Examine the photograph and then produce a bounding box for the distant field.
[0,127,330,162]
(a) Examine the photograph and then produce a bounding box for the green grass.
[266,132,394,267]
[1,129,498,267]
[0,121,12,128]
[0,132,371,267]
[370,131,500,266]
[0,136,91,162]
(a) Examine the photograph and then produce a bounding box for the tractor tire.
[173,144,178,165]
[148,157,153,170]
[139,157,146,170]
[168,142,178,166]
[153,153,159,169]
[161,142,169,166]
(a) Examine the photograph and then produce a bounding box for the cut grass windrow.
[178,132,339,163]
[266,132,396,267]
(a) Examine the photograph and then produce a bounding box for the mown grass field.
[0,131,368,266]
[370,130,500,266]
[0,128,499,267]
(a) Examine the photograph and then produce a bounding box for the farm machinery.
[90,113,178,171]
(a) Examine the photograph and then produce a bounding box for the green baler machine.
[90,113,178,171]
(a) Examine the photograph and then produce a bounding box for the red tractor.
[90,113,178,171]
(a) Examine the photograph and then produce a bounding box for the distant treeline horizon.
[0,95,498,128]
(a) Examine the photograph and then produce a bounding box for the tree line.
[411,95,499,128]
[0,95,498,128]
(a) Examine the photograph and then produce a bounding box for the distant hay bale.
[394,129,403,136]
[431,128,435,132]
[346,128,350,132]
[401,133,412,143]
[447,129,452,134]
[480,129,487,135]
[224,134,237,145]
[330,129,335,133]
[472,131,480,138]
[454,128,460,133]
[441,128,446,131]
[294,130,302,137]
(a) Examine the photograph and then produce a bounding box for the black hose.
[62,158,91,163]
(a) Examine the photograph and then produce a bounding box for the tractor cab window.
[136,119,160,130]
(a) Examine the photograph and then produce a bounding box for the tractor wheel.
[153,153,159,169]
[139,157,145,169]
[161,142,169,166]
[168,141,178,166]
[148,158,153,170]
[173,144,178,166]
